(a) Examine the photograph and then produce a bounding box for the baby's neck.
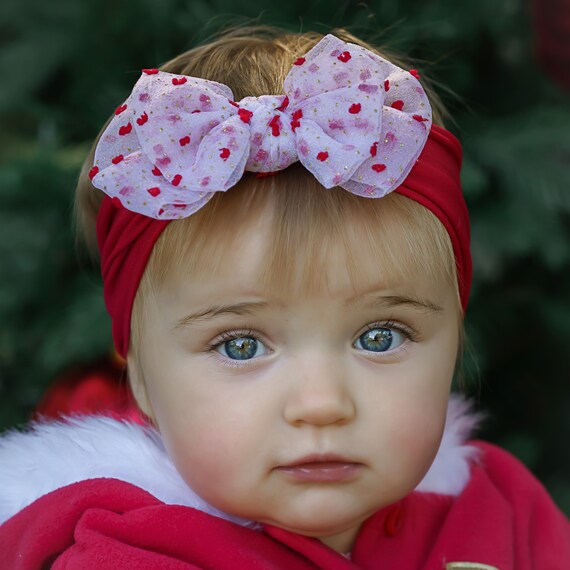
[315,522,363,553]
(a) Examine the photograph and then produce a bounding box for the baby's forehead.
[152,258,452,340]
[147,176,457,311]
[159,229,446,310]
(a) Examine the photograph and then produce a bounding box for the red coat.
[1,440,568,569]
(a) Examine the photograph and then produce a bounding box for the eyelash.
[205,320,418,368]
[365,320,418,342]
[206,328,259,351]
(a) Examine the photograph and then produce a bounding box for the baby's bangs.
[142,165,458,302]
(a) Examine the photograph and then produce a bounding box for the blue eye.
[216,335,267,360]
[354,327,404,353]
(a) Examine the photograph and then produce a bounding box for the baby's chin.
[259,510,375,553]
[217,477,415,540]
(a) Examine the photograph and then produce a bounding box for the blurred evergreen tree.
[0,0,568,512]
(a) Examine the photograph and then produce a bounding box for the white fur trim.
[0,394,482,526]
[0,415,258,529]
[416,395,483,495]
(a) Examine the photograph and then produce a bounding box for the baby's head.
[76,27,469,551]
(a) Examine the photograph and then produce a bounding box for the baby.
[0,26,568,569]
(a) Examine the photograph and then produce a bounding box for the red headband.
[96,124,470,358]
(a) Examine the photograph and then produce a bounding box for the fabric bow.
[91,34,432,220]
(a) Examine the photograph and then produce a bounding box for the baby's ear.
[126,354,156,424]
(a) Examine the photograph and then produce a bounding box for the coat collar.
[0,394,482,526]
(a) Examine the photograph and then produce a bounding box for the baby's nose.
[282,351,356,427]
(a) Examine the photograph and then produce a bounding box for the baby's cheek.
[166,417,249,496]
[391,413,445,484]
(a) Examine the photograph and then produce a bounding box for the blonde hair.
[74,25,460,362]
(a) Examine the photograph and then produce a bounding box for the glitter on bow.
[91,34,432,220]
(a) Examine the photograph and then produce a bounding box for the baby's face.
[130,218,460,553]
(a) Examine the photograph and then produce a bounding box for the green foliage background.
[0,0,568,512]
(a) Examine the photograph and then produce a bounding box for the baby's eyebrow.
[174,294,442,331]
[348,293,443,313]
[173,301,275,329]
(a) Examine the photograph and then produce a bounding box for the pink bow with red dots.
[91,34,432,220]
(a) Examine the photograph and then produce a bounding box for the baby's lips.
[276,452,361,468]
